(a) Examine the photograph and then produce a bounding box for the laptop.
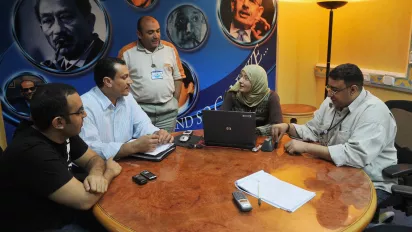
[202,110,257,149]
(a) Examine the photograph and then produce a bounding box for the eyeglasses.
[325,85,350,96]
[21,87,36,93]
[67,106,86,116]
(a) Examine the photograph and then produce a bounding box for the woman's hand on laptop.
[154,129,174,144]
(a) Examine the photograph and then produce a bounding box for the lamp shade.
[317,1,348,9]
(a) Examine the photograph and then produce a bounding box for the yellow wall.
[277,0,412,108]
[277,1,323,105]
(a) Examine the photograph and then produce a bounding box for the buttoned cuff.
[328,144,346,166]
[140,125,159,137]
[101,142,123,160]
[292,123,304,138]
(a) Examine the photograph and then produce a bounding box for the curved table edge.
[342,170,377,232]
[283,112,316,117]
[93,203,135,232]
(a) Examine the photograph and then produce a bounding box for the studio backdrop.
[0,0,278,143]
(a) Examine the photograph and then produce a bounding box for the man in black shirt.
[0,83,122,231]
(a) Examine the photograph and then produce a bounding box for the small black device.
[261,137,275,152]
[232,191,252,212]
[140,170,157,180]
[132,174,147,185]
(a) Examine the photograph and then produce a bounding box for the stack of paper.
[144,143,174,156]
[235,170,315,212]
[127,139,173,156]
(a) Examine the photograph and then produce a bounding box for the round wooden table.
[281,104,317,124]
[93,131,376,232]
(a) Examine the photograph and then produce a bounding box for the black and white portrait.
[126,0,157,9]
[218,0,277,47]
[167,5,208,51]
[13,0,110,74]
[5,73,46,117]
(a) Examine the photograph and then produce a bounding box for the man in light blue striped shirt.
[80,57,174,160]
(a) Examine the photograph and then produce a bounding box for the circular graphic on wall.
[125,0,158,9]
[12,0,111,75]
[178,61,200,117]
[4,73,47,118]
[166,5,209,51]
[217,0,277,47]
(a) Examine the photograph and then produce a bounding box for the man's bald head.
[137,16,158,32]
[136,16,161,52]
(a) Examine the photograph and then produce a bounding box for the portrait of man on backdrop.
[167,5,208,50]
[13,0,109,74]
[218,0,276,46]
[178,61,199,116]
[5,74,46,117]
[127,0,157,9]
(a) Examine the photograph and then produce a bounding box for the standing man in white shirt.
[271,63,397,205]
[118,16,185,133]
[80,57,173,160]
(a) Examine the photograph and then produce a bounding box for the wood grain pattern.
[281,104,317,116]
[94,131,376,232]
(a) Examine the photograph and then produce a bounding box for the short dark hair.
[19,80,36,91]
[137,17,143,32]
[34,0,92,22]
[94,57,126,88]
[30,83,77,131]
[329,63,364,89]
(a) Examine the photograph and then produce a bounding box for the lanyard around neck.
[320,110,350,136]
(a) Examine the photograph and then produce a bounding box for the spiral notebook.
[129,142,176,161]
[235,170,316,212]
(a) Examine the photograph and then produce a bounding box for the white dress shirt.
[294,89,398,193]
[229,22,252,43]
[80,87,159,159]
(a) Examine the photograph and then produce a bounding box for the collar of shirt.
[347,88,367,112]
[328,88,368,114]
[62,43,93,68]
[229,22,252,41]
[93,87,126,111]
[136,39,164,54]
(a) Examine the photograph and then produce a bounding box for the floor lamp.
[317,1,348,98]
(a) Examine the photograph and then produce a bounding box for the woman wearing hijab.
[221,64,282,135]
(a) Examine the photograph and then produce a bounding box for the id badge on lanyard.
[151,70,163,80]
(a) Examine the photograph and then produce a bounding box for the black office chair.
[372,100,412,223]
[364,224,412,232]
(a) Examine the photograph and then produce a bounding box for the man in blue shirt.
[80,57,174,160]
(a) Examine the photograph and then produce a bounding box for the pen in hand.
[258,181,261,206]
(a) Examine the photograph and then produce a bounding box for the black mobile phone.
[140,170,157,180]
[132,174,147,185]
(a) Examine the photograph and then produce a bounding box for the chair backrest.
[386,100,412,164]
[364,224,412,232]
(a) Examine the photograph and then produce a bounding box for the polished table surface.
[93,131,377,232]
